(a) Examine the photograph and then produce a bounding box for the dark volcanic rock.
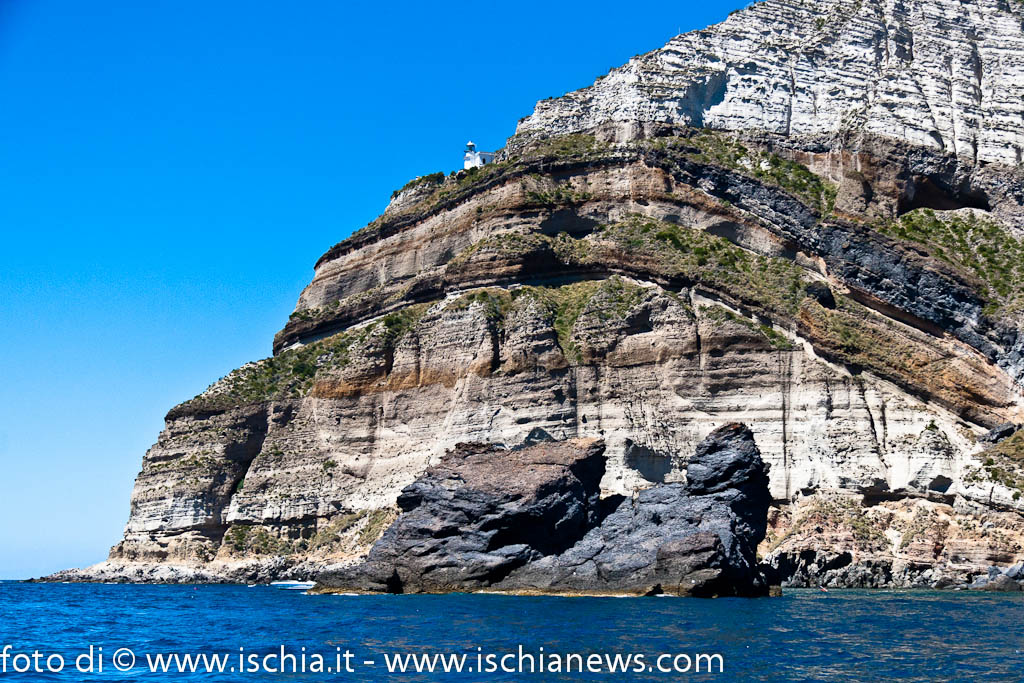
[318,423,773,597]
[320,438,607,593]
[499,423,772,596]
[980,423,1020,444]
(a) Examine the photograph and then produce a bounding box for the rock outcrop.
[318,424,772,596]
[498,423,772,596]
[317,438,607,593]
[51,0,1024,588]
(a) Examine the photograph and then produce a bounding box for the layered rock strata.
[516,0,1024,168]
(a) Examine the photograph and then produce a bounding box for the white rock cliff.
[518,0,1024,167]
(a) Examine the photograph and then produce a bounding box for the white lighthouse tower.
[463,141,495,170]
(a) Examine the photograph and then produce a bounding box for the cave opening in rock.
[539,209,600,238]
[897,175,990,215]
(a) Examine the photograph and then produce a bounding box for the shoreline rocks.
[316,424,774,597]
[762,552,1024,592]
[318,438,608,594]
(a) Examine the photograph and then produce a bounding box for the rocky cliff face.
[53,0,1024,588]
[516,0,1024,168]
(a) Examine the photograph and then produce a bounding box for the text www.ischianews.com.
[0,645,724,676]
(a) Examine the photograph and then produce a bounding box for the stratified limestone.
[516,0,1024,167]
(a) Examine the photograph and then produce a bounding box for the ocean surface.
[0,582,1021,681]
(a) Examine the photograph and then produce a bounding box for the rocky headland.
[48,0,1024,590]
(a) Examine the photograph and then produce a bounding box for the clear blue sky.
[0,0,743,579]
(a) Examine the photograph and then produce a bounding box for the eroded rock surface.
[319,424,771,596]
[318,438,606,593]
[499,423,771,596]
[516,0,1024,167]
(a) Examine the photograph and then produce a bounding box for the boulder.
[499,423,771,596]
[980,423,1020,444]
[1004,561,1024,581]
[975,574,1022,592]
[318,438,607,593]
[317,423,773,597]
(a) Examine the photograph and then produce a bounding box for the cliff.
[516,0,1024,168]
[50,0,1024,588]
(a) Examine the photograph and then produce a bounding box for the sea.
[0,581,1021,681]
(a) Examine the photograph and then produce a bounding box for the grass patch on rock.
[176,306,428,416]
[641,132,837,214]
[320,129,835,269]
[224,525,294,556]
[698,305,796,350]
[799,296,932,381]
[978,432,1024,496]
[510,281,603,363]
[358,509,395,545]
[512,133,610,160]
[876,209,1024,318]
[599,215,807,316]
[509,278,649,364]
[390,172,445,199]
[449,288,515,322]
[771,496,889,553]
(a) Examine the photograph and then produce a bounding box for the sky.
[0,0,745,579]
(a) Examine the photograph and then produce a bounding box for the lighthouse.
[463,141,496,170]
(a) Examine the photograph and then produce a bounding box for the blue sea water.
[0,582,1021,681]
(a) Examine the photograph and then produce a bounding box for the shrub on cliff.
[877,209,1024,319]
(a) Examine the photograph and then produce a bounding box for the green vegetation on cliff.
[876,209,1024,318]
[447,218,809,358]
[508,279,646,363]
[525,179,593,206]
[412,135,609,214]
[321,130,836,268]
[979,431,1024,497]
[796,293,997,419]
[511,281,601,363]
[699,305,796,350]
[308,509,398,551]
[390,172,445,199]
[175,306,428,416]
[767,496,889,554]
[516,133,610,159]
[581,276,647,322]
[599,215,807,316]
[448,231,592,269]
[225,525,294,556]
[641,132,838,214]
[449,288,514,322]
[223,508,397,558]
